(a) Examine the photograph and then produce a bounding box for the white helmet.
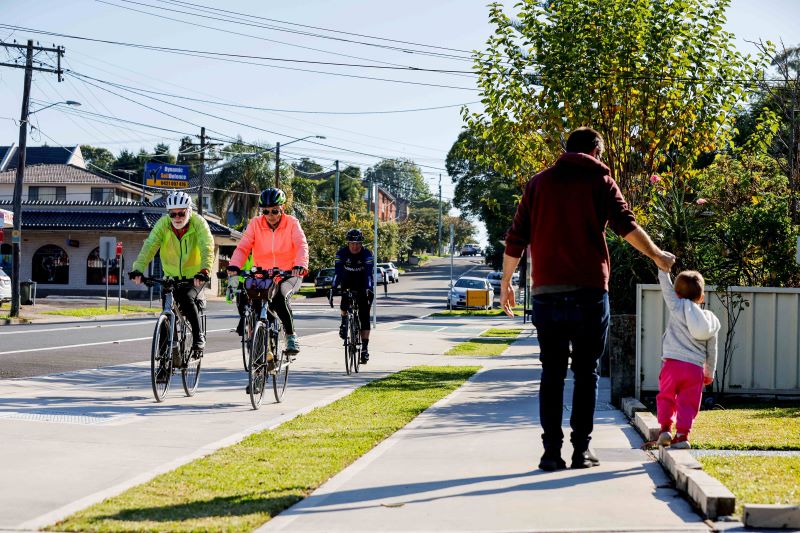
[165,191,193,210]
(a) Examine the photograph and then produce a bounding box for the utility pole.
[198,127,206,215]
[437,174,443,256]
[334,159,340,223]
[1,39,64,318]
[274,141,281,189]
[372,181,379,328]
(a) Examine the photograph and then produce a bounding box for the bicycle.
[329,288,361,375]
[225,278,255,372]
[133,275,206,402]
[221,267,294,409]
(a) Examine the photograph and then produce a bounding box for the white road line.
[0,328,232,356]
[0,321,153,335]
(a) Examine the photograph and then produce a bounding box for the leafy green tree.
[152,143,176,165]
[365,159,430,202]
[444,215,477,250]
[211,141,274,225]
[80,145,115,173]
[292,158,324,176]
[465,0,762,207]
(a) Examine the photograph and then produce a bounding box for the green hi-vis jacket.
[132,213,214,278]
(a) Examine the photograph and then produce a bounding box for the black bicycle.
[225,277,255,372]
[134,276,206,402]
[221,268,294,409]
[329,288,361,375]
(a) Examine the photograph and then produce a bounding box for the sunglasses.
[262,208,282,215]
[168,210,187,218]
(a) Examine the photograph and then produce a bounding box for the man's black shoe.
[360,350,369,365]
[571,448,600,469]
[538,452,566,472]
[192,333,206,351]
[339,323,347,339]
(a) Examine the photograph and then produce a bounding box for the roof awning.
[0,208,12,228]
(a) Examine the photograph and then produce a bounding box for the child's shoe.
[657,431,672,447]
[670,434,691,449]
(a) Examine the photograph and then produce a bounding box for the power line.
[112,0,475,62]
[154,0,473,55]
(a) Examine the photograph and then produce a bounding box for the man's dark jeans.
[533,288,610,455]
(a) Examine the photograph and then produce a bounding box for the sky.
[1,0,799,245]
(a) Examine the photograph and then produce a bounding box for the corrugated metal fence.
[636,284,800,397]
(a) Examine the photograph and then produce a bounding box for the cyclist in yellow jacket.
[130,191,214,350]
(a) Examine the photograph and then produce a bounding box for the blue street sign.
[144,162,190,188]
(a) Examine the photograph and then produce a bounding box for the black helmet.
[346,228,364,242]
[259,188,287,208]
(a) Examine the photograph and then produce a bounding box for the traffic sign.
[144,162,189,188]
[99,236,116,261]
[116,241,123,257]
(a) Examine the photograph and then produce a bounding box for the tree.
[152,143,176,165]
[365,159,430,202]
[211,140,274,225]
[112,148,145,181]
[443,215,477,251]
[464,0,762,207]
[80,145,115,173]
[292,158,324,176]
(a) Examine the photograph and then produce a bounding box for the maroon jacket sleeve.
[504,180,533,258]
[605,176,638,238]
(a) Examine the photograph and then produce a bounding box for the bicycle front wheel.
[150,314,173,402]
[272,326,289,403]
[343,316,352,375]
[248,321,268,409]
[181,319,202,396]
[351,313,361,374]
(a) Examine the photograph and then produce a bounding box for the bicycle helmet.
[258,188,287,208]
[165,190,193,210]
[346,228,364,242]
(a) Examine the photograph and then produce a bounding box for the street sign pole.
[449,224,455,304]
[372,182,379,328]
[105,255,109,311]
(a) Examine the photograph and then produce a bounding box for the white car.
[377,262,399,283]
[447,276,494,309]
[0,268,10,304]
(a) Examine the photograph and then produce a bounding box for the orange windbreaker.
[230,213,309,271]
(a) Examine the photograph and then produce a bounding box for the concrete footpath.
[0,315,722,532]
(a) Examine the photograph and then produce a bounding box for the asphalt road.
[0,256,491,378]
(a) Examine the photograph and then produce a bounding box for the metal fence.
[636,284,800,398]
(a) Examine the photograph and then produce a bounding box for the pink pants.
[656,358,704,435]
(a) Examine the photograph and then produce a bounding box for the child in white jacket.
[656,269,721,449]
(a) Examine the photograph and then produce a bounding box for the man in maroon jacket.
[501,127,675,471]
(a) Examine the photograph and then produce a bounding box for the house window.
[32,244,69,284]
[91,188,115,202]
[28,186,66,201]
[86,247,124,285]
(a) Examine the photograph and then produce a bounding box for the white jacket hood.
[683,300,721,341]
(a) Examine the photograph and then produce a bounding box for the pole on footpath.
[437,174,442,256]
[449,223,455,304]
[372,182,379,328]
[198,127,206,215]
[274,141,281,188]
[334,159,340,223]
[104,256,110,311]
[118,253,123,312]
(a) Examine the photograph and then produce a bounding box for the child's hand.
[703,375,714,386]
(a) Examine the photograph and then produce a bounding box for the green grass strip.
[432,309,522,317]
[50,365,479,533]
[480,327,523,338]
[41,306,158,317]
[445,338,511,356]
[699,456,800,516]
[683,403,800,450]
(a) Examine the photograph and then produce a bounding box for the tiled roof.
[13,210,234,236]
[0,164,124,185]
[0,146,78,169]
[0,199,161,207]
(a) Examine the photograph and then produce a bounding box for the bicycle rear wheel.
[248,321,268,409]
[272,325,289,403]
[351,313,361,373]
[181,319,202,396]
[343,316,352,375]
[241,309,254,372]
[150,314,173,402]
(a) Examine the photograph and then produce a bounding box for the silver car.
[0,268,11,304]
[486,271,520,291]
[377,262,399,283]
[447,276,494,309]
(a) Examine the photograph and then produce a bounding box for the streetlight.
[275,135,326,188]
[9,99,80,317]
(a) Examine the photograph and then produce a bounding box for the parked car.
[314,267,336,296]
[447,276,494,309]
[486,271,520,291]
[376,266,388,286]
[0,268,10,305]
[377,262,399,283]
[460,243,482,256]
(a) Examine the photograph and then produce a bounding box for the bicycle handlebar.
[129,274,195,289]
[216,267,295,280]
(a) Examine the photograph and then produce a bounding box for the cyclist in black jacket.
[333,228,374,364]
